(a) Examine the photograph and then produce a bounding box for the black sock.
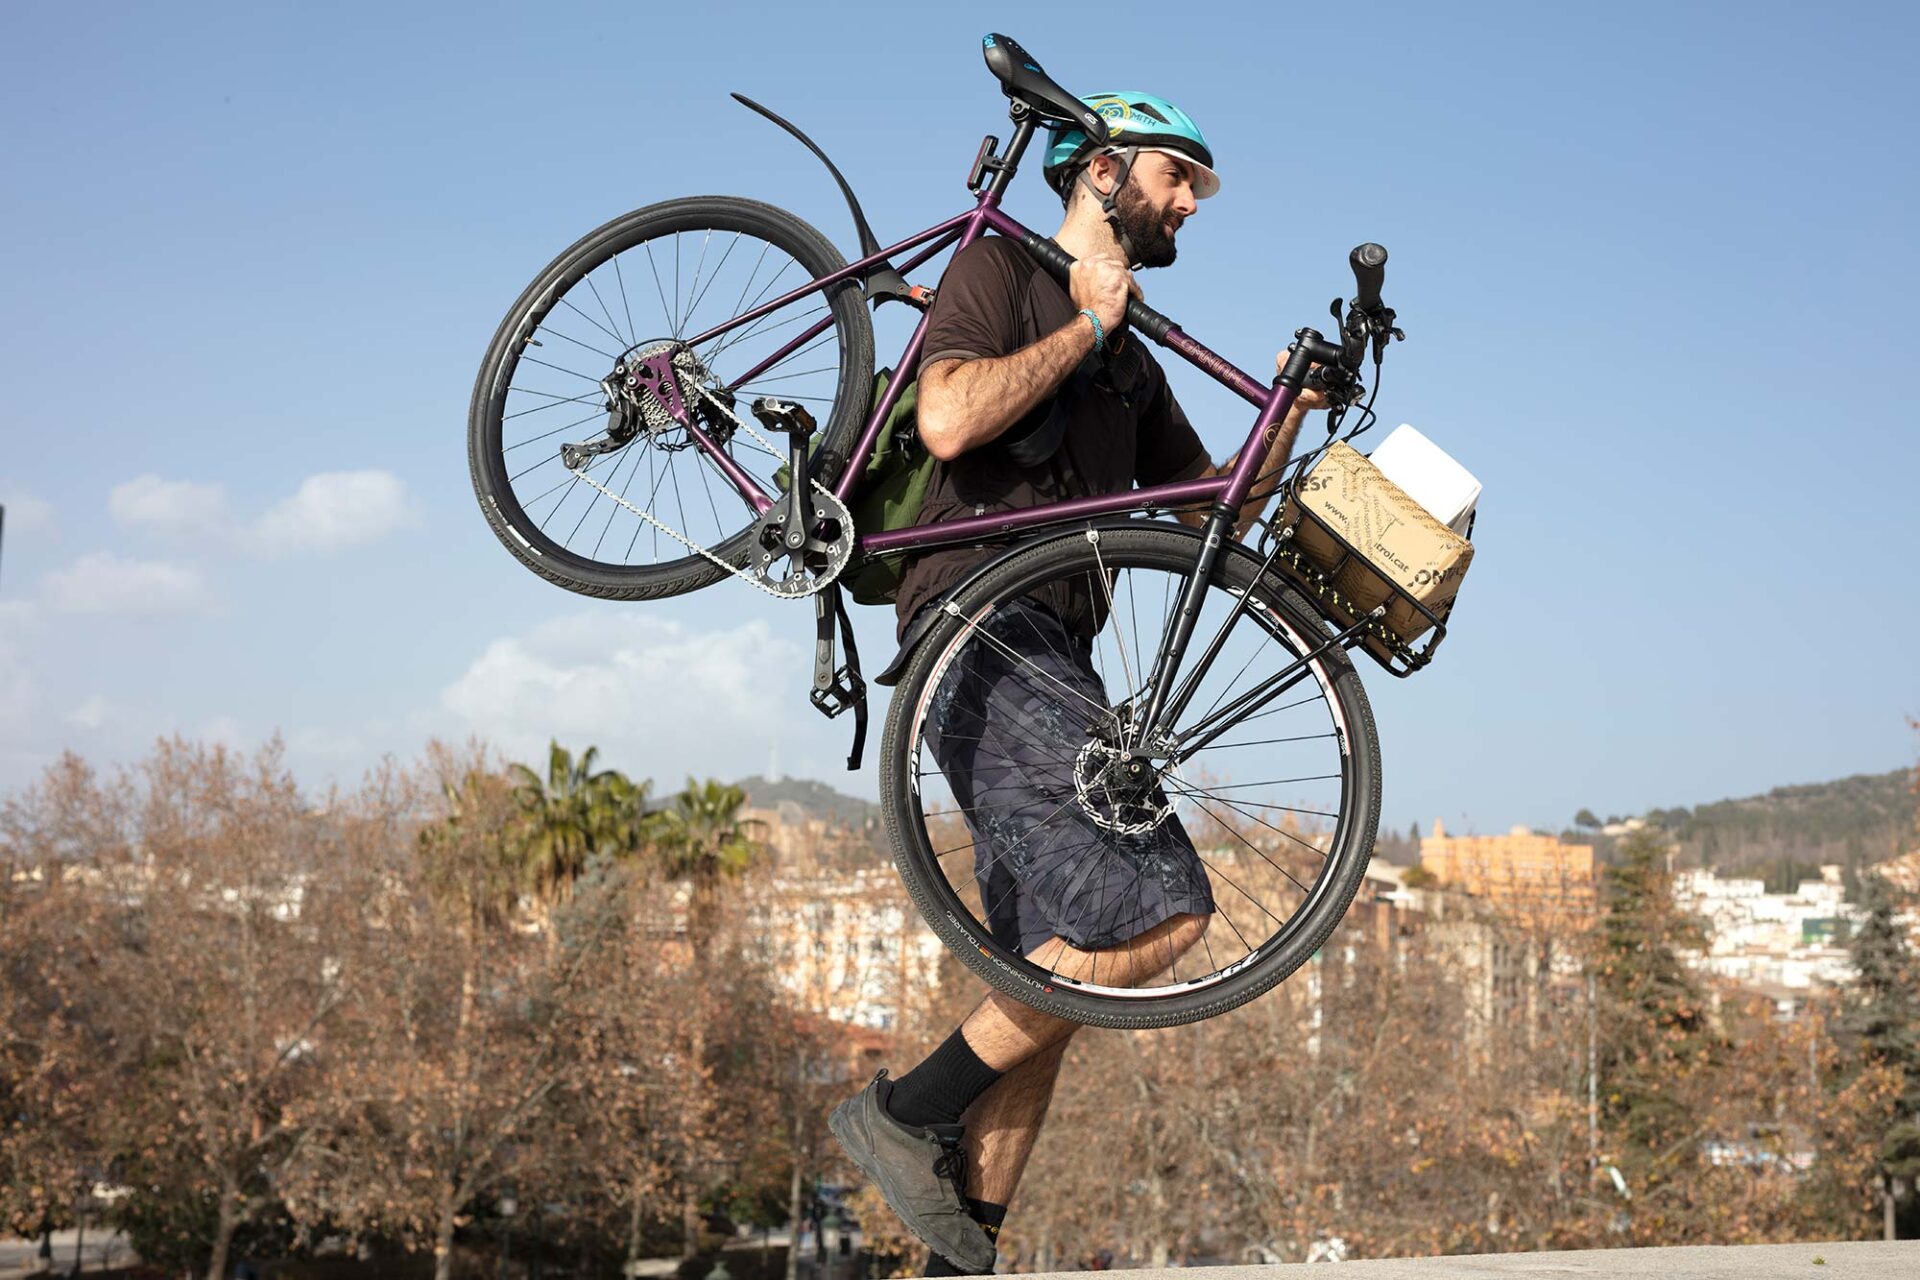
[922,1200,1007,1276]
[884,1029,1003,1130]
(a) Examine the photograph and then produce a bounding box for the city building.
[748,866,944,1030]
[1418,820,1598,925]
[1672,864,1856,993]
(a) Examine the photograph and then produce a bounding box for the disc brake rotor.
[1073,740,1178,836]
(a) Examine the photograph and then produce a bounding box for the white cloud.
[41,552,215,616]
[108,475,231,538]
[439,613,812,783]
[252,470,417,555]
[2,492,55,535]
[65,694,113,731]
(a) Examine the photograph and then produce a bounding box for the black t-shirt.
[894,236,1209,638]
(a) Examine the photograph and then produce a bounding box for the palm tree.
[508,742,652,911]
[655,778,763,962]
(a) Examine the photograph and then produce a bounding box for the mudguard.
[731,93,913,307]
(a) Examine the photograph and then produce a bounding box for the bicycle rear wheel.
[469,196,875,600]
[879,523,1381,1028]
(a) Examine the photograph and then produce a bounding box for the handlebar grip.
[1349,243,1387,311]
[1013,231,1176,342]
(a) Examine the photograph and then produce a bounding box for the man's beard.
[1113,179,1180,268]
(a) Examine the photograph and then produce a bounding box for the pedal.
[750,397,818,437]
[810,668,865,719]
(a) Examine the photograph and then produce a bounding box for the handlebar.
[1012,231,1177,342]
[1348,243,1387,312]
[1012,231,1401,406]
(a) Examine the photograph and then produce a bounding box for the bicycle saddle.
[981,34,1108,143]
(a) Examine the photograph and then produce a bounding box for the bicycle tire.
[879,523,1382,1029]
[468,197,876,601]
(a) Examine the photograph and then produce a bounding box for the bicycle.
[468,33,1456,1029]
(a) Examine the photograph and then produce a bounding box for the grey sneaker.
[828,1071,995,1272]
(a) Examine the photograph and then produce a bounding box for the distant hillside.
[735,774,881,830]
[1645,767,1914,889]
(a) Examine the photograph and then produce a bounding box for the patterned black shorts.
[922,600,1215,956]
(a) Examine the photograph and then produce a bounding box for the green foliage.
[655,779,761,887]
[1843,870,1920,1181]
[418,768,524,928]
[1652,768,1910,875]
[1400,863,1438,889]
[655,779,763,962]
[1574,808,1600,829]
[1596,828,1714,1169]
[508,741,655,903]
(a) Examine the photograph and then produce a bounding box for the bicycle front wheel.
[880,523,1381,1028]
[469,197,875,600]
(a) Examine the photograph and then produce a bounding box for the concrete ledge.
[1057,1241,1913,1279]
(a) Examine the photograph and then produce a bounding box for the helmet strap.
[1076,146,1140,268]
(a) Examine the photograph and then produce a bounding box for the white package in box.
[1366,424,1480,535]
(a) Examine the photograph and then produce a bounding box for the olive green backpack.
[778,369,931,606]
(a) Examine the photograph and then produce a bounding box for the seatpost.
[982,110,1036,201]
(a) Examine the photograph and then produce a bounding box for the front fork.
[1134,328,1346,752]
[1132,504,1239,749]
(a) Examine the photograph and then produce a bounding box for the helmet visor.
[1132,146,1220,199]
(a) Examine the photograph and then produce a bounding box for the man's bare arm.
[917,250,1136,461]
[916,316,1098,462]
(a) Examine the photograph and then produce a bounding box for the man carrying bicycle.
[830,93,1327,1274]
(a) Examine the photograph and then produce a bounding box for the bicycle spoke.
[680,229,713,336]
[1198,732,1339,751]
[612,253,636,345]
[503,390,603,421]
[1090,546,1140,706]
[683,230,743,331]
[643,240,676,335]
[508,411,605,469]
[554,298,626,353]
[583,272,628,351]
[519,354,604,384]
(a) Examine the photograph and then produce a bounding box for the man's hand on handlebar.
[1068,250,1139,337]
[1277,354,1331,414]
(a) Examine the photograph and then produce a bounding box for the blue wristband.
[1078,306,1105,349]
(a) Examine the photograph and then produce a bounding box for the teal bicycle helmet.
[1042,92,1220,201]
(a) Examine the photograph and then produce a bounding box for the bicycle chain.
[563,381,850,600]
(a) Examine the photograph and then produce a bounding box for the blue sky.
[2,1,1915,836]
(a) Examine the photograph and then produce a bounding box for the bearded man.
[830,92,1326,1275]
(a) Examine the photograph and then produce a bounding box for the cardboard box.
[1279,441,1474,654]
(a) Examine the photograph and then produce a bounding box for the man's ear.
[1085,152,1118,197]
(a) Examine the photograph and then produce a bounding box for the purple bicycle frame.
[680,184,1304,550]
